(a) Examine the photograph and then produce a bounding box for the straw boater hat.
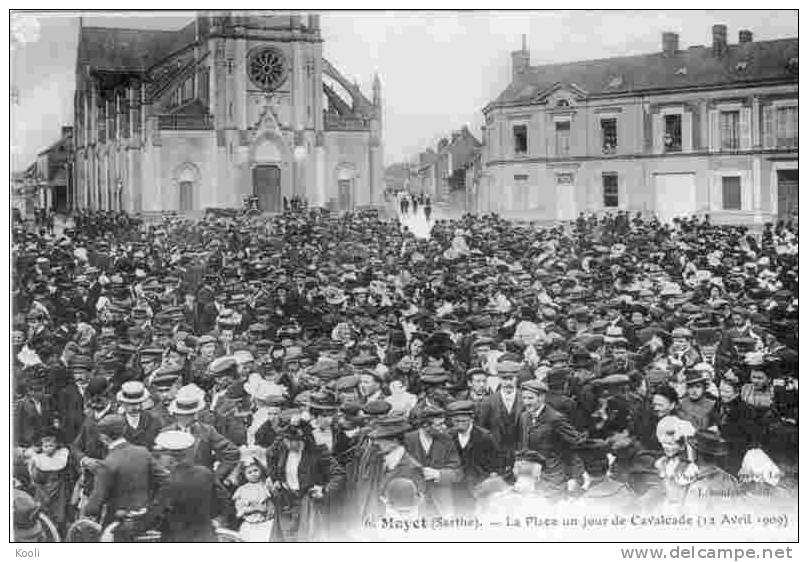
[116,380,150,404]
[154,430,196,452]
[168,384,206,415]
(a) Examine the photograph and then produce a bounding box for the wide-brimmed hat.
[116,380,150,404]
[154,430,196,452]
[168,384,206,415]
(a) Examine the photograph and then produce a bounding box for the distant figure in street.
[401,196,409,216]
[424,201,432,223]
[283,196,289,212]
[411,196,418,215]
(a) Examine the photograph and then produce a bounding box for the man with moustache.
[478,361,524,470]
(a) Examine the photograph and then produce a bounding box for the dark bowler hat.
[86,376,110,397]
[362,399,392,417]
[368,415,412,439]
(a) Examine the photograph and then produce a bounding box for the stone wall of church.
[323,130,373,208]
[141,131,219,211]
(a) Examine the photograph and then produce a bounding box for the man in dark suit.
[82,415,166,526]
[151,430,230,542]
[118,381,163,450]
[14,367,52,448]
[402,405,462,517]
[477,364,524,469]
[519,380,586,493]
[446,400,502,514]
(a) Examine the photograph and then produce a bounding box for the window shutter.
[740,107,751,150]
[682,111,693,152]
[762,105,774,148]
[708,109,719,152]
[652,113,663,154]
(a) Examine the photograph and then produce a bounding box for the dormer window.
[736,60,749,72]
[675,66,687,75]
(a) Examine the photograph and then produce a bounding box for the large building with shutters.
[480,25,798,224]
[73,12,383,213]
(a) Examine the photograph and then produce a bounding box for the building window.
[199,67,210,105]
[720,110,741,150]
[514,174,529,181]
[181,77,195,103]
[722,176,742,210]
[555,121,571,156]
[556,172,574,185]
[132,105,141,137]
[513,125,527,155]
[98,104,107,144]
[776,106,798,148]
[601,118,617,154]
[602,173,619,207]
[664,114,682,152]
[119,93,129,139]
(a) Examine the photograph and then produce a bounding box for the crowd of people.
[11,204,798,542]
[398,192,432,221]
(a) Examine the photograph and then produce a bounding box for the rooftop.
[489,36,798,109]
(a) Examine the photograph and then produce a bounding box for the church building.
[73,12,384,213]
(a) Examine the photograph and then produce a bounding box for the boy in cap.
[446,400,503,514]
[519,379,586,493]
[403,404,462,516]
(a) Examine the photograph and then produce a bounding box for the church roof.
[77,22,196,72]
[488,37,797,109]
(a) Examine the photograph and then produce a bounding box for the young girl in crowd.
[232,451,275,542]
[28,428,78,535]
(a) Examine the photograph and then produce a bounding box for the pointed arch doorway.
[251,136,285,213]
[252,165,282,212]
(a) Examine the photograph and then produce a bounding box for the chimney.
[712,24,727,57]
[511,34,530,78]
[739,29,753,43]
[662,32,679,56]
[308,13,320,31]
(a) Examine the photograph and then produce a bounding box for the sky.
[10,10,798,171]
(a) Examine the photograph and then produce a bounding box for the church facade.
[73,13,383,213]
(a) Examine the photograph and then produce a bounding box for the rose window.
[248,48,288,92]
